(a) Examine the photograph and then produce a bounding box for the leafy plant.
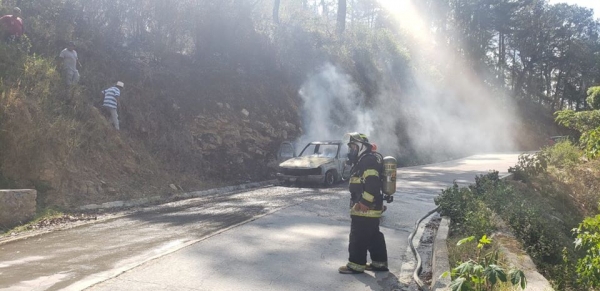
[555,110,600,133]
[587,86,600,110]
[508,153,547,183]
[580,127,600,160]
[573,214,600,288]
[541,140,582,168]
[555,97,600,160]
[471,171,500,196]
[436,178,498,238]
[435,183,476,225]
[443,235,527,291]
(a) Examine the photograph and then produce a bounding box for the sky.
[548,0,600,18]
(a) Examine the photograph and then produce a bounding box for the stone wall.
[0,189,37,230]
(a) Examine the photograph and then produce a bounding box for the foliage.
[508,154,548,183]
[443,235,527,291]
[580,127,600,160]
[435,183,475,225]
[438,165,587,289]
[587,87,600,110]
[555,110,600,133]
[555,109,600,160]
[418,0,600,110]
[541,140,582,168]
[574,214,600,288]
[471,171,500,197]
[435,174,498,238]
[0,0,422,208]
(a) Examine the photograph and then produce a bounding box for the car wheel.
[324,170,336,187]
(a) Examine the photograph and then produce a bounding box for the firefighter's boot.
[365,262,389,272]
[338,265,364,274]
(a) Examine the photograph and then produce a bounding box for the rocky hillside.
[0,1,569,210]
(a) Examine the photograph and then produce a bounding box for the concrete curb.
[431,172,554,290]
[494,233,554,290]
[78,180,278,211]
[431,217,451,291]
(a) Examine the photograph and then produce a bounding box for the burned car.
[277,140,351,186]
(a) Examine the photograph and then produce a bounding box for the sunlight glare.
[376,0,432,44]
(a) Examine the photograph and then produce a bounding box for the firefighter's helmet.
[343,132,372,164]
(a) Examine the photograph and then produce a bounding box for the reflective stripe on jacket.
[348,152,384,218]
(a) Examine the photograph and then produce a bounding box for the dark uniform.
[344,151,388,273]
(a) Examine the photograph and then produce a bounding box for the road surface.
[0,153,522,291]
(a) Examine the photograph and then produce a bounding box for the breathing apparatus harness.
[343,132,396,203]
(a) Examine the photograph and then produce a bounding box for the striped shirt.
[102,86,120,109]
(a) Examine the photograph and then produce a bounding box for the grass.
[1,207,64,236]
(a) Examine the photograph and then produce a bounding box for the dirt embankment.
[0,51,303,209]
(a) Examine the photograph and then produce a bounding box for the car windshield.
[300,144,339,158]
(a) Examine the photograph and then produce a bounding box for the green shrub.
[507,206,564,264]
[587,86,600,110]
[580,127,600,160]
[435,183,476,225]
[542,140,582,168]
[435,182,497,238]
[439,153,593,289]
[508,153,547,183]
[555,110,600,133]
[471,171,500,196]
[574,214,600,288]
[463,202,496,239]
[555,106,600,160]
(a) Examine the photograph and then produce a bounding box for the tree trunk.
[498,31,505,86]
[337,0,347,34]
[273,0,281,24]
[552,69,564,111]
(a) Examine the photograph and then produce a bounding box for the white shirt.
[59,48,78,72]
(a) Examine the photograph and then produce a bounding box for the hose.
[408,206,439,291]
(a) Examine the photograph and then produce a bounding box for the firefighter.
[339,132,389,274]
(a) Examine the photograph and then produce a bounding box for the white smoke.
[296,64,375,150]
[294,1,518,162]
[296,60,516,162]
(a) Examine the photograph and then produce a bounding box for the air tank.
[382,156,397,195]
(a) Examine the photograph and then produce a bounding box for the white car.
[277,140,351,186]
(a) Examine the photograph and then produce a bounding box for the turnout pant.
[348,216,387,269]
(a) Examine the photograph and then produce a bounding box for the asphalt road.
[0,153,522,291]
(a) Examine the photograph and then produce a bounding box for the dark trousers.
[348,216,387,266]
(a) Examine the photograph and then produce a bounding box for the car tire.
[324,170,336,187]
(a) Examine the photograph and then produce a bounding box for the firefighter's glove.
[353,202,370,212]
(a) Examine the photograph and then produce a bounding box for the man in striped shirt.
[102,81,124,130]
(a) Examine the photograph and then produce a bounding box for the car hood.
[279,156,334,169]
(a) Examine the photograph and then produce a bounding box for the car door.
[277,141,295,163]
[337,143,352,180]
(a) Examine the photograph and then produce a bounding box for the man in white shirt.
[59,41,80,86]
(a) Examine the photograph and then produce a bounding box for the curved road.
[0,153,521,291]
